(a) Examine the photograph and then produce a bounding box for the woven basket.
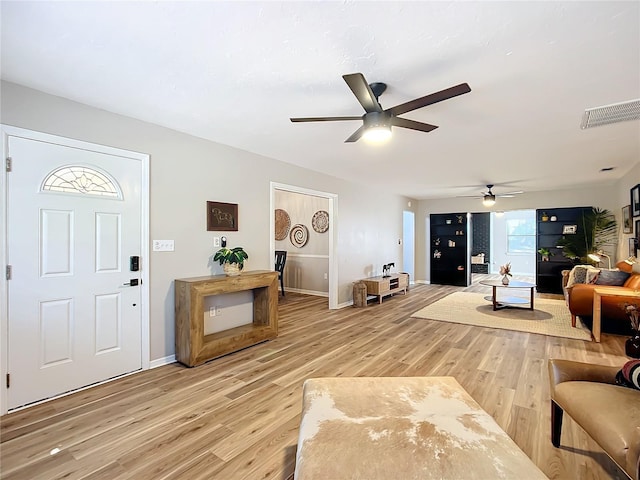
[223,263,241,276]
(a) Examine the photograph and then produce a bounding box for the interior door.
[6,134,143,410]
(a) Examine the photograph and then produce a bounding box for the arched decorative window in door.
[41,165,122,199]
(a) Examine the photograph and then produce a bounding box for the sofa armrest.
[548,359,618,390]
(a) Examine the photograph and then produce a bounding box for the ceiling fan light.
[363,125,392,143]
[482,194,496,207]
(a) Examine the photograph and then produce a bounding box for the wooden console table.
[175,270,278,367]
[360,273,409,304]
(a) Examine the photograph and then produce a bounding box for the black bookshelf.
[430,213,471,287]
[536,206,591,293]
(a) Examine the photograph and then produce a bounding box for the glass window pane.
[42,166,121,198]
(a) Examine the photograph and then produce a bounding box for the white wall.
[1,81,415,361]
[616,161,640,261]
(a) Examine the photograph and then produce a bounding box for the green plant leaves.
[556,208,617,263]
[213,246,248,268]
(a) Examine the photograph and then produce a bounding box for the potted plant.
[213,246,248,276]
[537,247,553,261]
[556,208,617,263]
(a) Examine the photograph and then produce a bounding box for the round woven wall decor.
[274,209,291,241]
[311,210,329,233]
[289,224,309,248]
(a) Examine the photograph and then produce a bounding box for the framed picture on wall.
[207,201,238,231]
[630,237,638,258]
[632,184,640,217]
[636,218,640,253]
[623,205,633,233]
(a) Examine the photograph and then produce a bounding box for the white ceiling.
[1,1,639,200]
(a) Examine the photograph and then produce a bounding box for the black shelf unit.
[536,206,591,294]
[430,213,471,287]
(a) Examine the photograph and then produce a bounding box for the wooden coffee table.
[479,279,536,311]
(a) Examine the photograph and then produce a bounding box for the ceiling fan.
[290,73,471,143]
[458,185,524,207]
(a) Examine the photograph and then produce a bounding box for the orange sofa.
[563,261,640,332]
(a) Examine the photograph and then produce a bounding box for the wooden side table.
[592,287,640,343]
[360,273,409,304]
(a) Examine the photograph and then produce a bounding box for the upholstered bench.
[294,376,547,479]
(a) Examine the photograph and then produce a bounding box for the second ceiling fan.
[290,73,471,143]
[459,184,524,207]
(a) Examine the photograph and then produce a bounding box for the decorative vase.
[625,331,640,358]
[223,263,241,276]
[501,275,510,285]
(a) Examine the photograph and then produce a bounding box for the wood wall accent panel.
[175,270,278,367]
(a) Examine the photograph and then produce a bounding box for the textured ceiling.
[1,1,639,199]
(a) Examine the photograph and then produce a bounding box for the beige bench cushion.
[295,376,547,479]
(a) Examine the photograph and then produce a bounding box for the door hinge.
[6,157,12,172]
[6,265,11,280]
[6,373,9,389]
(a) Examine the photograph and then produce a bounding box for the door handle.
[123,279,140,286]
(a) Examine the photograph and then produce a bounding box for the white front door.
[5,132,144,410]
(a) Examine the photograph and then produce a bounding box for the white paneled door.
[6,134,143,410]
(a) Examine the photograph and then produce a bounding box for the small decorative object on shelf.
[446,219,452,225]
[457,215,464,224]
[500,262,512,285]
[550,215,557,221]
[433,250,441,259]
[541,212,549,222]
[213,246,248,276]
[624,304,640,358]
[537,247,553,261]
[382,262,395,278]
[448,240,456,247]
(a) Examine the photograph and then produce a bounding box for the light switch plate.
[153,240,175,251]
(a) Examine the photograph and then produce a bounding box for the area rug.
[411,292,592,341]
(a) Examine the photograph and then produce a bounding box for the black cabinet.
[430,213,471,286]
[536,207,591,293]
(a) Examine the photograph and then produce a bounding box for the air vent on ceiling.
[580,99,640,129]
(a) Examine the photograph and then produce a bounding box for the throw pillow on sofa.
[615,360,640,390]
[566,265,600,288]
[594,269,630,286]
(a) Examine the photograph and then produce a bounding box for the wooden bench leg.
[551,400,563,447]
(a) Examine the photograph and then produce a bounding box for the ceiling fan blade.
[345,125,365,143]
[387,83,471,117]
[342,73,383,114]
[290,116,362,122]
[497,190,524,196]
[391,117,439,133]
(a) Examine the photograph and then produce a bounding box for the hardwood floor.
[1,275,631,479]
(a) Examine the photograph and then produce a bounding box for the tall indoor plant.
[557,208,618,264]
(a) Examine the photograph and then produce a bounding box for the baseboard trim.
[150,355,176,369]
[283,287,328,297]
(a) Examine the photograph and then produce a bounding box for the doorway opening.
[270,182,338,309]
[403,210,415,283]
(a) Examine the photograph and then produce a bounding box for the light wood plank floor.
[1,275,631,480]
